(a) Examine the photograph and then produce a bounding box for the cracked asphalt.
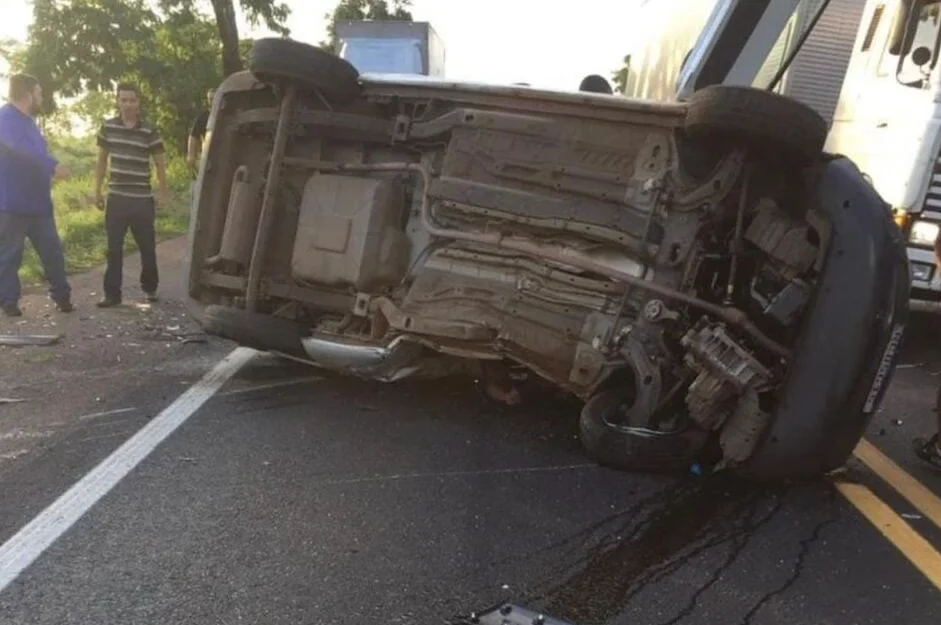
[1,314,941,624]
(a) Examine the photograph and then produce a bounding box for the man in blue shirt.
[0,73,73,316]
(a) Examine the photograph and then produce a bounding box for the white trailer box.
[624,0,866,126]
[334,20,446,77]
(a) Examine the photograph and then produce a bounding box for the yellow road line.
[835,482,941,591]
[853,438,941,530]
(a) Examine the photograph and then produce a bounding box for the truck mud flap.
[742,157,910,481]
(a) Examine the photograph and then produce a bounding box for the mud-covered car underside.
[186,39,910,481]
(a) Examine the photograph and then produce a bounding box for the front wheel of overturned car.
[684,85,828,166]
[248,37,361,105]
[578,389,709,474]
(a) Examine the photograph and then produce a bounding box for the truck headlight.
[910,220,940,246]
[911,262,934,282]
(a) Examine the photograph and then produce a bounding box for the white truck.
[623,0,866,124]
[826,0,941,311]
[333,20,446,77]
[626,0,941,310]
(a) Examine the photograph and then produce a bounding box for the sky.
[0,0,645,100]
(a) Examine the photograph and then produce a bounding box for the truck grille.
[923,156,941,211]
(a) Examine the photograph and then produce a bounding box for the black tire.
[684,85,828,165]
[578,389,708,474]
[202,304,308,359]
[249,38,360,104]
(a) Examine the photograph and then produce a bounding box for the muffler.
[301,334,424,381]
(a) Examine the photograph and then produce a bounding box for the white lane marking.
[0,347,256,593]
[318,463,599,486]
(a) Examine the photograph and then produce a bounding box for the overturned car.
[185,38,909,481]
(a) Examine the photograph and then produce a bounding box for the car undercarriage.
[185,39,910,481]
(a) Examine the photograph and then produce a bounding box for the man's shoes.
[913,434,941,472]
[96,296,121,308]
[54,299,74,313]
[143,291,158,303]
[1,304,22,317]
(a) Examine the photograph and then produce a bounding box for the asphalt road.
[1,316,941,625]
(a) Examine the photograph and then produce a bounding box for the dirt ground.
[0,236,233,463]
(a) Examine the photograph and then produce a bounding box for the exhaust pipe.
[301,334,424,381]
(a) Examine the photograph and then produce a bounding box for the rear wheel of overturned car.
[578,388,710,474]
[684,85,828,166]
[202,304,308,360]
[248,37,361,105]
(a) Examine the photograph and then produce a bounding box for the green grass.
[18,138,192,285]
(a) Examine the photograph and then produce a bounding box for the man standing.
[94,82,168,308]
[914,227,941,471]
[0,73,73,317]
[186,88,215,174]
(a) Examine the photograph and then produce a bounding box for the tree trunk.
[210,0,243,76]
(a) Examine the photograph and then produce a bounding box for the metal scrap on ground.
[0,335,63,347]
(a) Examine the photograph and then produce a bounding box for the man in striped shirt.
[94,82,168,308]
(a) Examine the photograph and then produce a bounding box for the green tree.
[7,0,290,150]
[158,0,290,76]
[612,54,631,95]
[321,0,413,52]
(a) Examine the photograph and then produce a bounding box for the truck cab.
[333,20,446,77]
[826,0,941,308]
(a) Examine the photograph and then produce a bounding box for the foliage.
[5,1,290,151]
[321,0,414,52]
[162,0,291,76]
[612,54,631,95]
[4,1,294,280]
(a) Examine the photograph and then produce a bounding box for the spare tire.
[249,38,360,105]
[684,85,828,165]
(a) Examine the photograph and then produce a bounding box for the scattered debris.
[893,419,904,426]
[0,334,63,347]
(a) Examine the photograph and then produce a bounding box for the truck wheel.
[578,389,708,474]
[684,85,828,165]
[249,38,360,104]
[203,304,308,359]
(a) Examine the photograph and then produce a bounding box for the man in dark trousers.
[94,82,168,307]
[0,73,73,317]
[914,227,941,471]
[186,88,215,174]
